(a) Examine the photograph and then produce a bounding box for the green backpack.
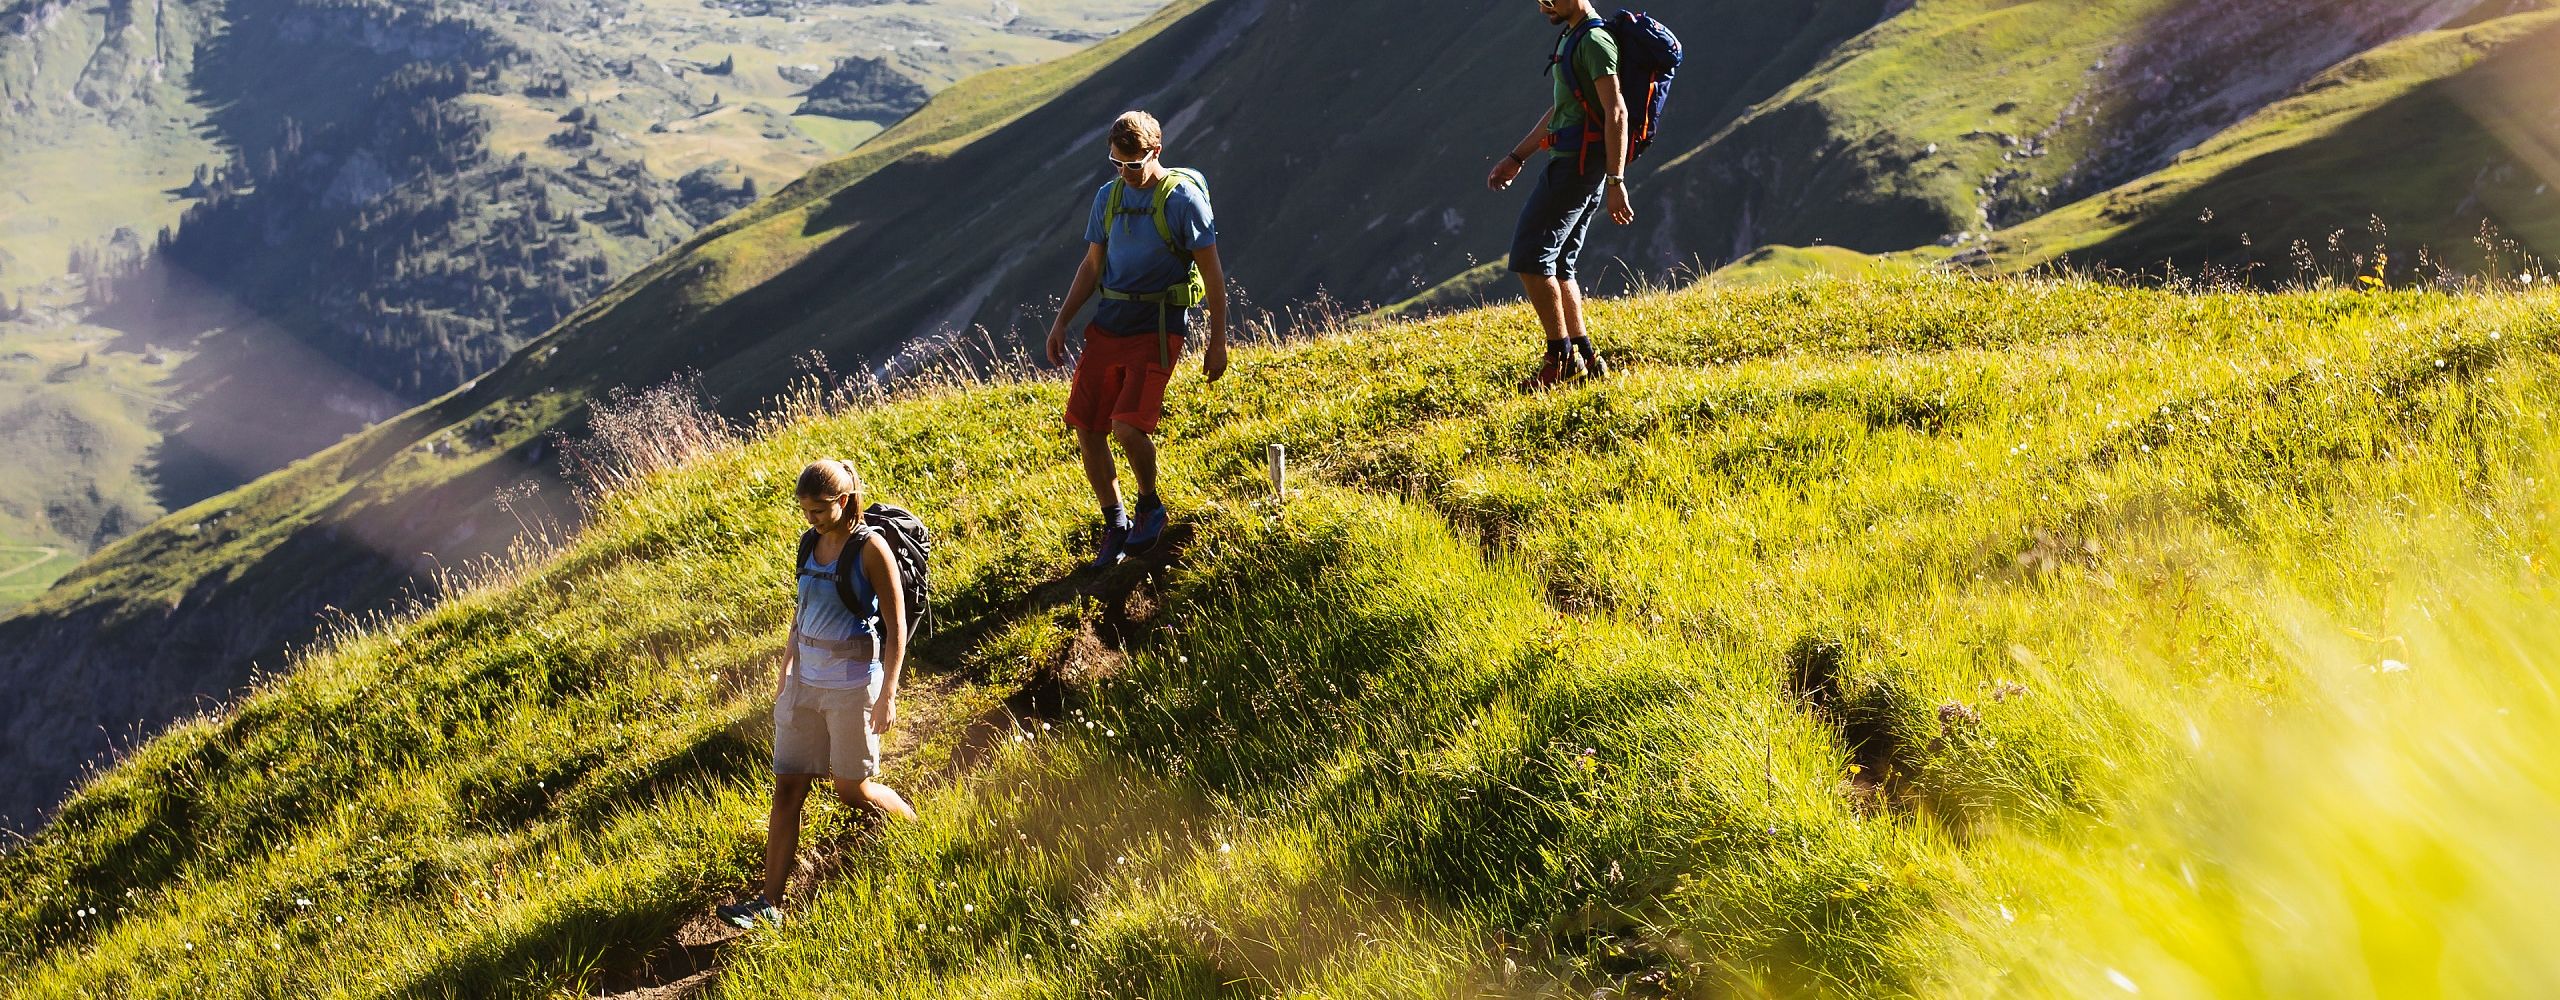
[1099,167,1208,366]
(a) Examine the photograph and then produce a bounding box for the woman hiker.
[721,459,918,930]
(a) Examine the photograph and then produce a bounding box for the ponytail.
[796,459,866,532]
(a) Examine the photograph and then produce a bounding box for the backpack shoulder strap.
[1103,179,1129,246]
[794,529,819,579]
[1550,18,1608,105]
[843,525,880,610]
[1150,170,1200,261]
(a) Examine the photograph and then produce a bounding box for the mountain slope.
[0,0,1169,616]
[15,0,2560,836]
[3,274,2557,996]
[0,0,1891,829]
[1632,0,2517,262]
[1980,9,2560,279]
[0,0,1224,833]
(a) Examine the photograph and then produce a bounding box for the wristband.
[1506,152,1526,166]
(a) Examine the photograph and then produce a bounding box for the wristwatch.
[1605,174,1628,187]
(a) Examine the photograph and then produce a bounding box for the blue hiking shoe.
[1091,518,1132,570]
[1125,499,1168,554]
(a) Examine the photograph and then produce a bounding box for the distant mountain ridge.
[0,0,1166,610]
[7,0,2560,834]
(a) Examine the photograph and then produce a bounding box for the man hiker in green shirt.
[1487,0,1636,392]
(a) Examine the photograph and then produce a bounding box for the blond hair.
[796,459,865,530]
[1108,111,1162,154]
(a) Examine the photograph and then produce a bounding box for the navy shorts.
[1508,154,1607,279]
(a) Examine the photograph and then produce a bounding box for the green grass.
[0,542,77,607]
[5,272,2559,996]
[0,309,180,611]
[1705,246,1926,288]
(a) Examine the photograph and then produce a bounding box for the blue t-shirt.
[794,549,879,690]
[1083,174,1216,336]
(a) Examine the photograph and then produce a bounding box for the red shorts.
[1064,324,1183,434]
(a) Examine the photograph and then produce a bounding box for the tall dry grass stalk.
[552,370,738,509]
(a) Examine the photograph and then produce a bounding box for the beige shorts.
[772,673,882,780]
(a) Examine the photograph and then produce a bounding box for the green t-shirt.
[1548,22,1621,136]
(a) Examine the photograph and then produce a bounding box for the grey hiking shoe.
[718,896,783,930]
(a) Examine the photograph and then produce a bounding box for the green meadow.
[3,272,2556,996]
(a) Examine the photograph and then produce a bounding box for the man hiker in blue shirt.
[1487,0,1636,392]
[1046,110,1229,570]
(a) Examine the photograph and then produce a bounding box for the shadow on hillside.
[97,260,403,509]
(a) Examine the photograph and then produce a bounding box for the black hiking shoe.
[1572,351,1610,380]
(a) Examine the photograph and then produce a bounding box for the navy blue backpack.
[1551,10,1684,169]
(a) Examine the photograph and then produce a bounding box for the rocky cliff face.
[795,55,933,122]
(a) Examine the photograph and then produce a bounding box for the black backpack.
[794,503,934,640]
[1552,10,1684,167]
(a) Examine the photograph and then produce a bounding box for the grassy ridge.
[0,310,177,611]
[4,273,2558,995]
[0,544,77,608]
[1985,9,2560,278]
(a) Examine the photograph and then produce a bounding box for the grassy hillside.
[1638,0,2524,263]
[0,0,1169,615]
[0,0,1228,834]
[4,273,2557,996]
[0,294,179,610]
[13,0,2560,855]
[1982,9,2560,280]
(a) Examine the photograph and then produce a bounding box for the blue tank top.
[794,541,879,689]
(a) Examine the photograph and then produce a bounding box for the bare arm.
[1487,110,1553,192]
[1592,73,1635,224]
[1196,244,1229,381]
[863,533,905,732]
[1047,243,1108,365]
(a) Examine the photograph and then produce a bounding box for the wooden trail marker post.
[1267,443,1287,500]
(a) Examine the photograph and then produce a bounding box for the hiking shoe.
[1091,519,1132,570]
[1517,354,1580,393]
[1573,351,1611,380]
[718,896,783,930]
[1125,500,1169,554]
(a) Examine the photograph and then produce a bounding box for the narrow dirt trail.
[593,526,1193,1000]
[0,546,64,581]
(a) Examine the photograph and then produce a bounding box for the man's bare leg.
[1557,275,1606,375]
[1559,278,1587,341]
[1110,420,1159,501]
[1519,272,1567,340]
[1517,272,1576,385]
[1077,427,1121,512]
